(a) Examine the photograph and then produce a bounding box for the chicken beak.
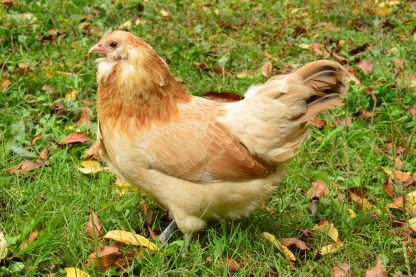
[88,43,108,55]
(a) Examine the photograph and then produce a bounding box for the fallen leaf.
[89,245,120,268]
[31,134,42,145]
[309,117,326,129]
[224,257,240,271]
[281,238,309,250]
[375,7,393,16]
[358,60,374,75]
[159,9,170,17]
[0,232,7,260]
[119,20,132,30]
[1,0,14,8]
[348,209,357,218]
[85,142,100,159]
[65,89,80,100]
[202,91,243,102]
[364,258,387,277]
[77,107,93,128]
[408,217,416,232]
[19,229,39,250]
[320,241,344,256]
[39,148,49,161]
[1,78,11,92]
[409,106,416,116]
[311,43,323,56]
[308,199,319,216]
[306,180,330,200]
[332,52,347,63]
[395,171,410,183]
[314,221,339,242]
[383,177,395,198]
[262,232,296,262]
[392,59,405,73]
[57,132,90,145]
[78,160,106,174]
[85,212,103,237]
[64,268,90,277]
[115,178,139,195]
[261,61,273,78]
[140,199,153,225]
[334,116,352,127]
[104,230,159,251]
[42,85,55,95]
[332,263,351,277]
[5,160,44,174]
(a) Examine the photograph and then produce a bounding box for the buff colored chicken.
[89,31,349,244]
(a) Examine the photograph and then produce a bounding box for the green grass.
[1,0,416,276]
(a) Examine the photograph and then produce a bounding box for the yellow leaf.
[65,89,80,100]
[409,218,416,232]
[119,20,132,30]
[64,268,90,277]
[313,221,339,242]
[348,209,357,218]
[320,241,344,256]
[298,43,311,50]
[78,160,106,174]
[262,232,296,262]
[104,230,159,251]
[378,1,400,8]
[115,178,139,195]
[160,9,170,17]
[1,78,12,92]
[0,232,7,260]
[375,7,393,16]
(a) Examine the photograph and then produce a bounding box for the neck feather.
[96,51,190,133]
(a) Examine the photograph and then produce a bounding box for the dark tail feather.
[295,60,350,121]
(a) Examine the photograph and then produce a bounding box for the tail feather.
[294,60,350,121]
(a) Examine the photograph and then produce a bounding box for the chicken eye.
[109,41,118,48]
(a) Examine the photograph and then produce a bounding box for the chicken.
[88,31,349,243]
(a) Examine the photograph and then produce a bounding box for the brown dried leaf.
[1,0,14,8]
[383,177,395,198]
[85,142,100,159]
[281,238,309,250]
[309,117,326,129]
[1,78,11,92]
[89,245,120,268]
[139,199,153,225]
[332,52,347,63]
[57,132,90,145]
[306,180,330,200]
[332,263,350,277]
[359,110,374,119]
[85,212,103,237]
[358,60,374,75]
[19,229,39,250]
[224,257,240,272]
[365,258,387,277]
[31,134,42,145]
[42,85,55,95]
[77,107,93,128]
[392,59,405,73]
[261,61,273,78]
[335,116,352,127]
[38,148,50,161]
[262,232,296,262]
[203,91,243,102]
[409,106,416,116]
[5,160,44,174]
[311,43,323,56]
[395,171,411,183]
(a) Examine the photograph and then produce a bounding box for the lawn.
[1,0,416,276]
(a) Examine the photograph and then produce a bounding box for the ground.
[1,0,416,276]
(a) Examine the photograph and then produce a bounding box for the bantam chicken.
[89,31,349,244]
